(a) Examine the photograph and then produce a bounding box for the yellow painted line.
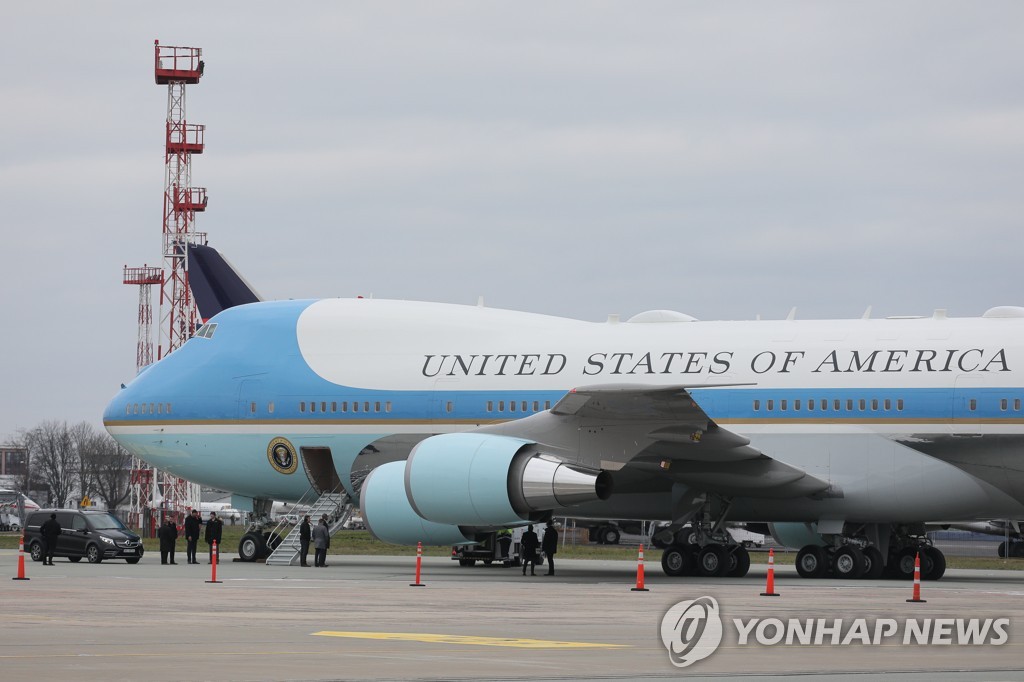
[312,631,629,649]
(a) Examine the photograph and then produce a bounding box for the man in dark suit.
[40,513,61,565]
[184,509,201,564]
[299,515,312,567]
[542,520,559,576]
[521,524,539,576]
[205,511,223,564]
[158,519,178,564]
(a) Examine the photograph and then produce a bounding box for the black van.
[24,510,143,564]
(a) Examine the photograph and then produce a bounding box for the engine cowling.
[361,460,475,546]
[768,522,829,550]
[405,432,613,526]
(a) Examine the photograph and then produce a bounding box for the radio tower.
[122,40,207,533]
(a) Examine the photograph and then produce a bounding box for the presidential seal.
[267,437,298,475]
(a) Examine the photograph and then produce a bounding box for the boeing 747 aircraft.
[104,298,1024,580]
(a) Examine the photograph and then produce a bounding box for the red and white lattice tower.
[122,266,162,370]
[155,39,207,360]
[121,40,208,534]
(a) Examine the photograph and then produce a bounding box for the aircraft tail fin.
[188,244,263,322]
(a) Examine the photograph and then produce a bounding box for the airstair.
[266,445,355,566]
[265,487,353,566]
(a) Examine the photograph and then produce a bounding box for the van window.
[72,515,87,531]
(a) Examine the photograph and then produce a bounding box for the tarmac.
[3,549,1024,682]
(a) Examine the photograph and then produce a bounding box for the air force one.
[103,297,1024,581]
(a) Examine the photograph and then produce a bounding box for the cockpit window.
[194,323,218,339]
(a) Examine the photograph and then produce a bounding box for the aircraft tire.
[1013,542,1024,558]
[697,544,730,578]
[892,547,919,580]
[832,546,865,579]
[238,532,265,562]
[922,546,946,581]
[795,545,829,578]
[862,546,885,579]
[661,544,694,577]
[998,541,1007,558]
[726,546,751,578]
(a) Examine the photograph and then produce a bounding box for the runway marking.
[312,631,629,649]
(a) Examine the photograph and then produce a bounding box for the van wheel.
[86,544,103,564]
[29,543,44,562]
[68,556,82,563]
[125,558,141,564]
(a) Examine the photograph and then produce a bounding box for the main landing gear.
[795,527,946,581]
[659,525,752,578]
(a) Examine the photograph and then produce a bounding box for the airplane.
[103,297,1024,581]
[0,489,41,531]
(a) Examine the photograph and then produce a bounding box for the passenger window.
[807,400,813,411]
[897,399,903,411]
[268,402,275,414]
[871,399,878,411]
[794,400,801,410]
[250,402,257,414]
[969,399,977,411]
[847,399,853,411]
[364,402,370,412]
[341,402,348,412]
[533,401,539,412]
[1002,399,1008,411]
[133,403,139,414]
[166,404,172,414]
[821,400,828,411]
[884,399,891,411]
[753,400,760,411]
[157,403,163,415]
[385,401,392,413]
[833,399,840,411]
[332,402,337,412]
[859,399,866,411]
[353,402,360,413]
[149,403,156,414]
[510,401,517,412]
[767,400,774,411]
[487,401,493,412]
[1016,399,1021,411]
[545,401,551,410]
[499,401,505,411]
[321,402,327,413]
[780,400,787,411]
[521,401,527,412]
[446,401,453,413]
[125,404,131,416]
[311,402,317,413]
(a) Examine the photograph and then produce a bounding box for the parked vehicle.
[24,510,143,564]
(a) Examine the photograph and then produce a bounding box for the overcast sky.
[1,2,1023,440]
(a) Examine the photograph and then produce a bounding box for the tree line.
[10,420,133,511]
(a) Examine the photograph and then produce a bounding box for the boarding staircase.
[265,487,353,566]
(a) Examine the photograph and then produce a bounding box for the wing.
[484,383,831,500]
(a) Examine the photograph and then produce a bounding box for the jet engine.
[360,432,613,545]
[404,432,612,526]
[361,460,476,546]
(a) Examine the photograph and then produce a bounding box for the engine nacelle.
[405,432,612,526]
[768,521,829,550]
[362,460,475,546]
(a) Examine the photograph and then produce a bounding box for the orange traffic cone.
[12,535,29,581]
[206,540,222,584]
[410,541,425,587]
[760,548,779,596]
[631,544,650,591]
[906,552,926,603]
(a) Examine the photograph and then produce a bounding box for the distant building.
[0,446,27,477]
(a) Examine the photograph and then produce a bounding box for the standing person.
[40,512,61,566]
[311,516,330,567]
[298,515,312,567]
[184,509,201,564]
[521,524,539,576]
[205,511,223,564]
[158,519,178,565]
[542,520,559,576]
